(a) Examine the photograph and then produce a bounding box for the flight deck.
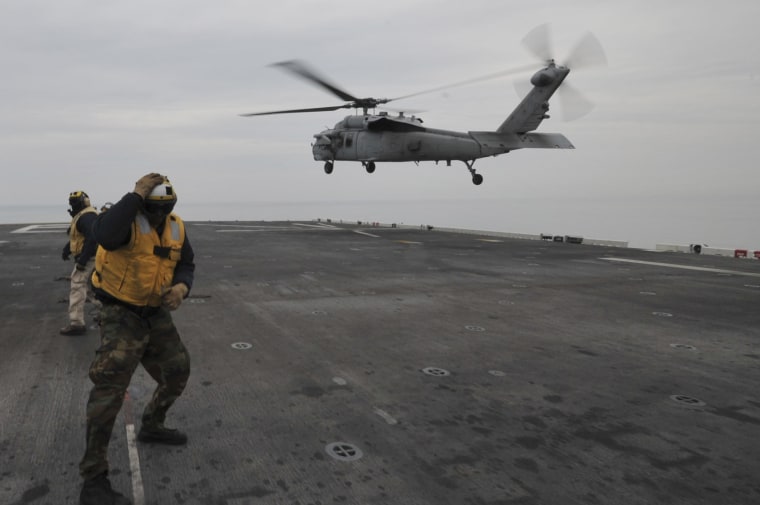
[1,220,759,505]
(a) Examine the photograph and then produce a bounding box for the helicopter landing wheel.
[364,161,376,174]
[324,161,334,174]
[463,160,483,185]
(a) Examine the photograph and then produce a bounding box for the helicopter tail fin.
[497,64,569,134]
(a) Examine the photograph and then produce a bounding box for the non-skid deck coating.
[1,220,759,505]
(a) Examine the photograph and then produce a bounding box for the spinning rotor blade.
[521,24,607,120]
[392,63,537,101]
[522,23,553,63]
[522,24,606,70]
[566,32,607,69]
[270,60,359,103]
[240,104,349,117]
[558,83,594,121]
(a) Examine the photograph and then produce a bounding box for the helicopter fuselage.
[311,112,572,164]
[313,125,482,164]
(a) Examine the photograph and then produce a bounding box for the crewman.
[60,191,98,335]
[79,173,195,505]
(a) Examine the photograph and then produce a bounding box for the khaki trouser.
[68,259,96,326]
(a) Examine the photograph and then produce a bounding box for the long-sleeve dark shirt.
[93,192,195,294]
[74,212,98,266]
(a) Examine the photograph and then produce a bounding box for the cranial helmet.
[143,177,177,216]
[68,191,91,216]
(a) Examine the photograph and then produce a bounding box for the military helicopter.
[241,26,605,185]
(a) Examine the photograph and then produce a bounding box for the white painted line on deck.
[291,222,339,230]
[373,408,398,425]
[11,224,68,233]
[125,424,145,505]
[195,223,290,229]
[600,257,760,278]
[216,229,289,232]
[352,229,380,238]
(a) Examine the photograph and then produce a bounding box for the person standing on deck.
[60,191,98,335]
[79,173,195,505]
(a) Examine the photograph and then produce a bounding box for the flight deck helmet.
[143,176,177,217]
[68,191,91,217]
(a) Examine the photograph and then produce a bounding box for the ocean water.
[2,195,757,251]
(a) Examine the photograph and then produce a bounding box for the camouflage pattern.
[79,303,190,480]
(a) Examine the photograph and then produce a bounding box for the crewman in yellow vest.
[79,173,195,505]
[60,191,98,335]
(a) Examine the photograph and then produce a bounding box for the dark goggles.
[143,200,176,216]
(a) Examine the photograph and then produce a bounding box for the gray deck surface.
[1,220,759,505]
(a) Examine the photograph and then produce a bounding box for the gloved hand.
[161,283,189,311]
[75,263,86,272]
[134,173,165,199]
[62,244,71,261]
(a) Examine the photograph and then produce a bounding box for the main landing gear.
[324,161,377,175]
[463,160,483,185]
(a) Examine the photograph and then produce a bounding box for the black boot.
[137,424,188,445]
[80,473,131,505]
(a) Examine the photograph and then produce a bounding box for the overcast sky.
[1,1,758,244]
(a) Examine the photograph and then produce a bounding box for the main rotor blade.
[392,63,537,102]
[270,60,359,103]
[240,104,348,116]
[565,32,607,69]
[522,23,553,62]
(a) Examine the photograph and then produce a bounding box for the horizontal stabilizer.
[469,131,574,150]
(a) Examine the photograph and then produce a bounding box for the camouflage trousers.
[79,302,190,481]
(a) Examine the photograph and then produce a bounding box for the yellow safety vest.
[69,206,97,256]
[93,213,185,307]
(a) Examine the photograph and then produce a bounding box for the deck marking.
[373,408,398,425]
[352,229,380,238]
[193,222,339,232]
[600,257,760,278]
[291,222,339,229]
[125,424,145,505]
[10,224,68,233]
[123,392,145,505]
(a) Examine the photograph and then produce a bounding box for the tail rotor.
[520,24,607,120]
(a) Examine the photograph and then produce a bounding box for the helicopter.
[241,26,606,185]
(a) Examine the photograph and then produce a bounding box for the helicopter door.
[339,132,357,160]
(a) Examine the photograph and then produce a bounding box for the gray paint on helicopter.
[254,57,581,185]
